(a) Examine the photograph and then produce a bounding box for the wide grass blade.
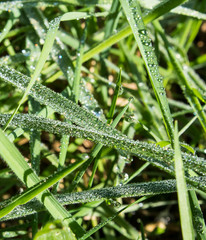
[1,113,206,181]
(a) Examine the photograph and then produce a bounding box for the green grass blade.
[0,128,90,238]
[1,113,206,180]
[0,9,20,44]
[154,21,206,132]
[174,121,194,240]
[1,178,194,221]
[140,0,206,20]
[189,191,206,239]
[82,0,187,64]
[120,0,174,142]
[142,0,187,24]
[0,158,86,218]
[107,68,122,124]
[72,23,87,103]
[3,10,108,130]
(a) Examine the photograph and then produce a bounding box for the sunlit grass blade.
[1,178,195,221]
[174,121,194,240]
[120,0,174,142]
[1,113,206,180]
[0,128,90,238]
[0,158,86,218]
[140,0,206,20]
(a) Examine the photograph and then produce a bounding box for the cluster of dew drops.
[127,0,165,96]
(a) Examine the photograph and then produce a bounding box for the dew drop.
[22,49,31,57]
[138,29,147,35]
[39,38,45,45]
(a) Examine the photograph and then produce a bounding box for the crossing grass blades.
[0,0,206,239]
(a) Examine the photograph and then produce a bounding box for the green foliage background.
[0,0,206,239]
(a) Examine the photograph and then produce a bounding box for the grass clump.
[0,0,206,239]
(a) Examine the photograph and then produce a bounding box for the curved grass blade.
[174,121,194,240]
[120,0,174,142]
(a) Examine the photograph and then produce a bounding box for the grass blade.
[0,158,86,218]
[1,113,206,181]
[174,121,194,240]
[120,0,174,142]
[0,128,90,238]
[3,10,108,130]
[1,178,194,221]
[155,21,206,132]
